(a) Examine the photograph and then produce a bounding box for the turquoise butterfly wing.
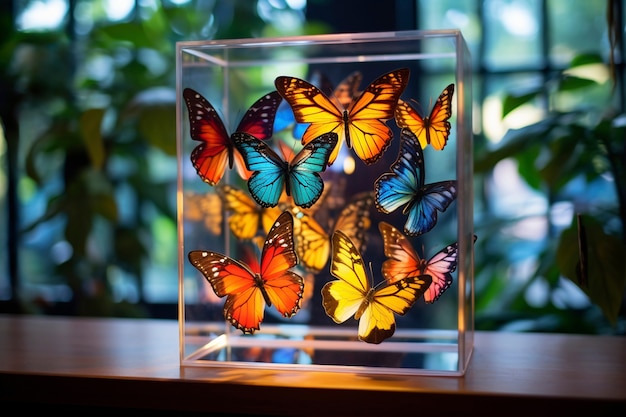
[233,132,337,209]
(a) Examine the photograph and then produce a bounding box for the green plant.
[1,1,327,316]
[474,53,626,330]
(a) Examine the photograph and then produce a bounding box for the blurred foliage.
[474,53,626,333]
[0,0,329,316]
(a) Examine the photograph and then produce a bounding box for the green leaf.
[502,91,540,118]
[138,104,176,155]
[79,108,106,170]
[98,22,155,48]
[557,75,598,91]
[569,53,604,68]
[126,88,177,156]
[556,215,626,326]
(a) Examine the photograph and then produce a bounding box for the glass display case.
[176,30,474,376]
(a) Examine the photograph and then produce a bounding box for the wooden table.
[0,315,624,416]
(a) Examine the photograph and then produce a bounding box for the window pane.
[548,0,609,67]
[418,0,482,70]
[15,0,69,31]
[483,0,544,71]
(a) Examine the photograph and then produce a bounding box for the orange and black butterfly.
[395,83,454,151]
[275,68,410,166]
[188,211,304,334]
[379,221,477,303]
[183,87,282,186]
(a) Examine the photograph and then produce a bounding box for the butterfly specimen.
[216,184,282,240]
[274,71,363,140]
[233,131,338,209]
[183,87,282,186]
[375,128,457,236]
[291,191,374,274]
[379,221,477,303]
[395,83,455,151]
[188,211,304,334]
[275,68,410,166]
[321,230,432,344]
[183,190,222,235]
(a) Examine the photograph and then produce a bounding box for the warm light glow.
[343,155,355,175]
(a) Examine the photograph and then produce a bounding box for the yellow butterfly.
[395,83,454,151]
[275,68,410,166]
[216,184,282,240]
[321,230,432,344]
[183,190,222,235]
[290,191,374,274]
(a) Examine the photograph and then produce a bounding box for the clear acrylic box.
[176,30,474,376]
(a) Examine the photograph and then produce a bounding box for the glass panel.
[483,0,543,71]
[418,0,482,70]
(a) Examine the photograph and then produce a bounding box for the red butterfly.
[379,221,477,303]
[183,87,282,186]
[188,211,304,334]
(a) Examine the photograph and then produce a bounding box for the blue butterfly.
[374,128,457,236]
[233,132,338,209]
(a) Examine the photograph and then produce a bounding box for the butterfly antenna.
[368,261,375,286]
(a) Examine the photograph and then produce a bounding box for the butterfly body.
[275,68,410,165]
[395,83,454,151]
[183,88,282,186]
[233,131,337,208]
[188,211,304,334]
[375,128,457,236]
[322,230,432,344]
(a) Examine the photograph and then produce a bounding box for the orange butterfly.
[216,184,282,240]
[183,190,222,235]
[379,221,477,303]
[188,211,304,334]
[183,88,282,186]
[275,68,410,166]
[395,83,454,151]
[290,191,374,274]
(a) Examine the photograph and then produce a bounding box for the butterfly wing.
[322,230,371,325]
[235,90,283,140]
[184,191,223,235]
[395,83,454,151]
[188,249,266,334]
[421,234,478,303]
[290,205,330,274]
[375,129,457,236]
[216,184,281,240]
[332,71,363,108]
[257,211,304,318]
[184,88,232,186]
[346,68,410,165]
[233,132,288,208]
[287,132,338,208]
[360,275,431,344]
[333,191,374,254]
[275,76,344,164]
[323,230,431,344]
[379,221,424,283]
